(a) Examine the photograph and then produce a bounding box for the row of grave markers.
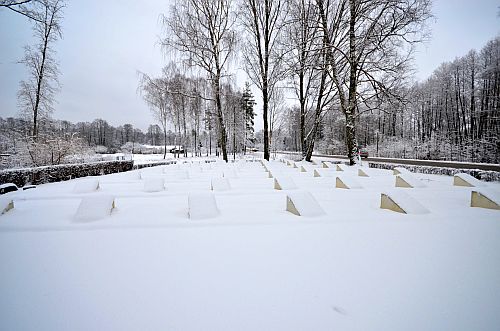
[278,158,500,213]
[1,159,498,220]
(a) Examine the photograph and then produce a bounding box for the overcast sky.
[0,0,499,131]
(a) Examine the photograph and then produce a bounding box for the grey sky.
[0,0,498,131]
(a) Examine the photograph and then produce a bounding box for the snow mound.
[314,168,335,177]
[286,190,325,217]
[73,178,100,193]
[74,194,116,222]
[336,164,348,171]
[0,196,14,215]
[380,190,429,214]
[336,175,363,189]
[223,169,238,178]
[274,176,298,190]
[454,173,486,187]
[322,161,334,168]
[164,169,189,180]
[471,189,500,210]
[395,174,426,188]
[393,167,411,175]
[211,178,231,191]
[300,164,315,173]
[358,168,373,177]
[143,178,165,192]
[188,192,220,220]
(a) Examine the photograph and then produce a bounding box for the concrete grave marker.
[274,176,298,190]
[395,174,426,188]
[470,189,500,210]
[380,191,429,214]
[74,194,116,222]
[73,178,100,193]
[454,173,485,187]
[0,196,14,215]
[335,175,363,189]
[286,190,325,217]
[188,192,220,220]
[143,178,165,192]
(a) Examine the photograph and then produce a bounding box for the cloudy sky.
[0,0,499,131]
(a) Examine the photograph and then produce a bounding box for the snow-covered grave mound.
[395,173,426,188]
[358,167,383,177]
[313,168,336,177]
[380,190,429,214]
[336,163,349,171]
[163,169,189,180]
[393,166,411,175]
[471,189,500,210]
[299,164,316,173]
[143,177,165,192]
[274,176,298,190]
[454,173,486,187]
[335,174,363,189]
[73,178,100,193]
[211,178,231,191]
[188,192,220,220]
[74,194,116,222]
[0,196,14,215]
[286,190,325,217]
[223,168,238,178]
[322,161,335,168]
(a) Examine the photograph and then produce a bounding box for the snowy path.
[1,158,499,330]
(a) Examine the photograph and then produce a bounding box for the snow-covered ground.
[1,157,499,330]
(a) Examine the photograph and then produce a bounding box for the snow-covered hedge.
[368,162,500,182]
[0,160,133,187]
[133,160,177,170]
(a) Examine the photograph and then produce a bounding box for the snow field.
[1,156,499,330]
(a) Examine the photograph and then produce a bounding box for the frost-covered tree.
[17,0,65,141]
[316,0,432,164]
[162,0,237,162]
[239,0,288,161]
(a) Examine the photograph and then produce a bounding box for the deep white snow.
[0,156,499,331]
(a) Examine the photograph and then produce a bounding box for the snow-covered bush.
[0,160,133,187]
[369,162,500,182]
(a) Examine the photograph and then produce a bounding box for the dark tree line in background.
[0,109,254,169]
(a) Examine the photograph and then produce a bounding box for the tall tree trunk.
[345,0,359,165]
[263,86,270,160]
[214,76,228,162]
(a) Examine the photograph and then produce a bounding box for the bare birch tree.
[0,0,44,22]
[17,0,64,141]
[137,73,170,159]
[316,0,431,164]
[162,0,236,162]
[239,0,288,161]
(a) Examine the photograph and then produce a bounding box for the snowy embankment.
[0,156,499,331]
